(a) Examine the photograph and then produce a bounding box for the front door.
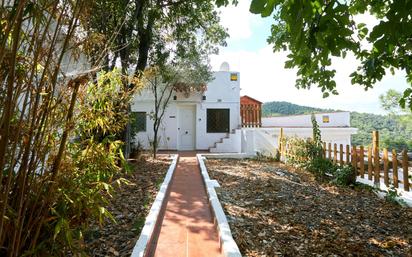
[178,106,196,150]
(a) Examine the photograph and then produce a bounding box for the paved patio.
[148,152,222,257]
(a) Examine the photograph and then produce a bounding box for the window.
[131,112,146,132]
[322,115,330,123]
[207,109,230,133]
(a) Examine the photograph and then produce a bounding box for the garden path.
[148,152,222,257]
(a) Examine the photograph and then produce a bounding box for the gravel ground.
[84,155,171,257]
[206,158,412,257]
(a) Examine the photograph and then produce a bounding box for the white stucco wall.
[242,127,357,157]
[131,70,241,150]
[262,112,351,128]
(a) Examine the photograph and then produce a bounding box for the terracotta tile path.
[148,152,222,257]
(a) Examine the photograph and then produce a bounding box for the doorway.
[178,106,196,150]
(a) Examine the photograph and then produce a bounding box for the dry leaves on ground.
[84,155,171,257]
[206,159,412,257]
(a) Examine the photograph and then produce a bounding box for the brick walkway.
[148,152,222,257]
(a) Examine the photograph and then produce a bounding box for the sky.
[210,1,409,114]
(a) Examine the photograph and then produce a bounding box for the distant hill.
[262,101,412,151]
[262,101,331,116]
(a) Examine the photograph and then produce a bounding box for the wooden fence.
[240,104,261,127]
[280,130,411,192]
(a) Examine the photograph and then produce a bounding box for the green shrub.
[37,70,134,255]
[333,165,356,186]
[306,157,336,177]
[385,186,407,206]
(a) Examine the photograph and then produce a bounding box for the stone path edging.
[131,154,179,257]
[197,154,242,257]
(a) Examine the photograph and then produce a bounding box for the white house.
[131,62,357,154]
[131,62,242,151]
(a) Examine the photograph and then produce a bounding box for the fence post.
[346,145,350,164]
[402,149,409,191]
[333,143,337,164]
[359,145,364,178]
[392,149,398,188]
[339,144,343,166]
[352,145,357,175]
[368,146,372,180]
[323,142,326,159]
[328,143,332,160]
[278,128,284,159]
[383,148,389,186]
[373,131,380,185]
[240,105,244,127]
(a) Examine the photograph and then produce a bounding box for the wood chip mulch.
[84,155,171,257]
[206,159,412,257]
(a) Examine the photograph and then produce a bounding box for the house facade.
[131,62,241,151]
[131,62,357,154]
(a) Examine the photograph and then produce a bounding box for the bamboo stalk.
[392,149,398,188]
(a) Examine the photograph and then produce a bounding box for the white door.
[178,106,196,150]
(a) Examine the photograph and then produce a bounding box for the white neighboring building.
[262,112,357,146]
[131,62,242,151]
[245,112,357,156]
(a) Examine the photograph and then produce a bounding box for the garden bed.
[84,155,171,257]
[206,158,412,257]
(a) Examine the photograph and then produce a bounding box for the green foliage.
[256,151,279,162]
[333,165,356,186]
[285,137,356,185]
[311,113,322,148]
[250,0,412,110]
[283,115,324,175]
[385,186,407,206]
[88,0,228,77]
[351,112,412,151]
[284,115,356,185]
[306,157,335,177]
[38,70,133,255]
[379,89,405,115]
[262,101,333,117]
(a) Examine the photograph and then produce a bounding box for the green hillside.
[262,101,412,151]
[262,101,327,116]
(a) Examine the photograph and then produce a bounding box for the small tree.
[311,114,322,147]
[308,114,323,161]
[142,58,211,158]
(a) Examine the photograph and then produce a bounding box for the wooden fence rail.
[280,130,411,192]
[240,104,262,127]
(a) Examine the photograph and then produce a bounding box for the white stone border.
[131,154,179,257]
[356,177,412,207]
[197,154,242,257]
[202,153,255,159]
